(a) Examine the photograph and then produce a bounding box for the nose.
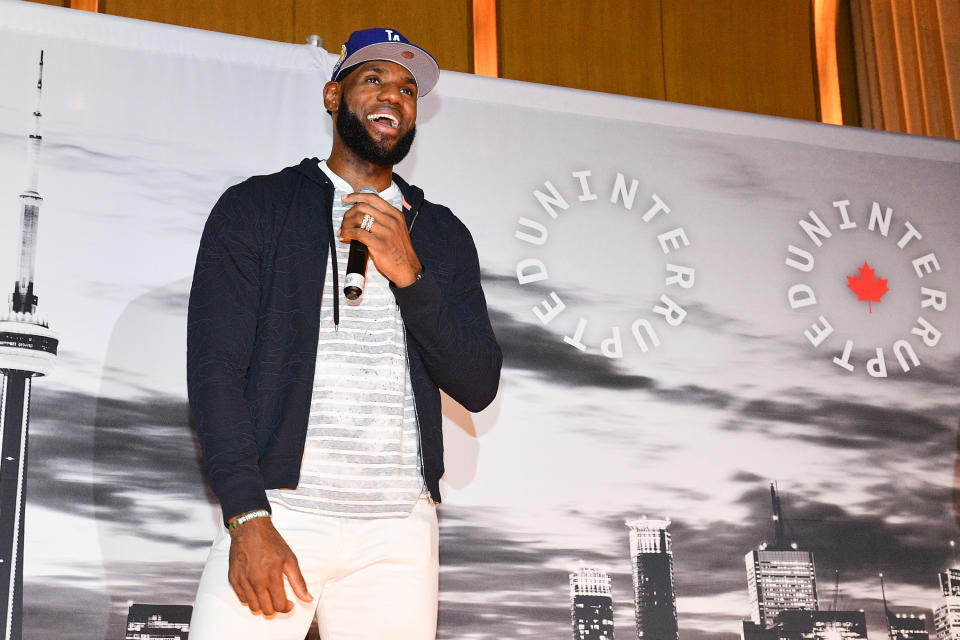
[377,81,402,104]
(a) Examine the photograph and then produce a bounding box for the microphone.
[343,185,378,301]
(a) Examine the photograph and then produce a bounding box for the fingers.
[337,192,421,286]
[338,202,405,251]
[340,191,396,210]
[340,205,404,238]
[284,556,313,603]
[228,568,253,610]
[340,193,403,228]
[228,518,307,617]
[265,570,291,615]
[234,566,292,616]
[233,571,291,616]
[341,192,404,217]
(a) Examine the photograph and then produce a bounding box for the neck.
[326,141,393,192]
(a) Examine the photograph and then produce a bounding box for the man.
[186,28,501,640]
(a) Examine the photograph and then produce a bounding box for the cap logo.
[332,27,438,95]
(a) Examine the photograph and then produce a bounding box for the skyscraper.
[0,51,59,640]
[626,517,678,640]
[745,484,818,628]
[940,569,960,598]
[125,604,192,640]
[745,549,820,627]
[773,610,867,640]
[888,612,929,640]
[883,572,930,640]
[934,568,960,640]
[570,565,616,640]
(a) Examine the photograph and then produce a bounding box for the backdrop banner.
[1,3,958,639]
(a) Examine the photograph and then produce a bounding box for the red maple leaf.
[847,261,889,314]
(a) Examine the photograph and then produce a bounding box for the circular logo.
[512,169,699,360]
[783,198,948,377]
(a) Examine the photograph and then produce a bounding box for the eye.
[400,87,414,96]
[365,75,382,85]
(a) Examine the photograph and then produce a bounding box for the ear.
[323,81,341,113]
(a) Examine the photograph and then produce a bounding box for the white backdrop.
[1,2,959,639]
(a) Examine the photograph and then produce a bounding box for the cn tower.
[0,51,59,640]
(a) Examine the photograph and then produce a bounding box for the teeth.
[367,113,399,129]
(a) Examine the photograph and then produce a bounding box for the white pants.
[189,497,439,640]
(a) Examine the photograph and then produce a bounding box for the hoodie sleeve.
[187,183,270,524]
[392,209,502,412]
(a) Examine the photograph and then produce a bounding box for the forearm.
[187,186,267,523]
[393,268,502,412]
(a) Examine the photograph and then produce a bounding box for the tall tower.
[626,517,678,640]
[0,51,59,640]
[744,484,818,628]
[570,565,615,640]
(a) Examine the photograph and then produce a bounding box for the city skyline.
[561,486,946,640]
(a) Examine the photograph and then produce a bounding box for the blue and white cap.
[331,28,440,96]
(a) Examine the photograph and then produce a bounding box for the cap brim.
[337,42,439,96]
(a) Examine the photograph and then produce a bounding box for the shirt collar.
[318,159,398,200]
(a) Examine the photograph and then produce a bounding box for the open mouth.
[366,113,400,129]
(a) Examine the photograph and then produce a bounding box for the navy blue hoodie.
[187,158,502,523]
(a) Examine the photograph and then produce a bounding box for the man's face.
[334,60,418,167]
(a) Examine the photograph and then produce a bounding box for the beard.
[336,99,416,168]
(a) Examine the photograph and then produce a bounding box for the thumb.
[284,557,312,603]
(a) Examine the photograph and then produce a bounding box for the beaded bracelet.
[228,509,270,531]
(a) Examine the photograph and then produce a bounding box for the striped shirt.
[266,160,422,518]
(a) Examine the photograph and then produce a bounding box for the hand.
[227,516,312,616]
[339,192,422,287]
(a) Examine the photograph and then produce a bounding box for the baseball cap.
[330,28,440,96]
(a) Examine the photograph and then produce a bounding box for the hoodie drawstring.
[326,204,340,329]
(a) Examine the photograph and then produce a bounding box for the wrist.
[396,265,425,288]
[227,509,270,531]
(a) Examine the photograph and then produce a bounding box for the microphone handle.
[343,240,368,300]
[343,185,378,301]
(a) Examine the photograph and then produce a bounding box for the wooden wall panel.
[662,0,818,121]
[835,0,862,127]
[867,1,908,131]
[99,0,295,42]
[935,0,960,139]
[914,0,954,138]
[851,0,882,128]
[851,0,958,139]
[890,0,926,133]
[497,0,665,100]
[294,1,472,73]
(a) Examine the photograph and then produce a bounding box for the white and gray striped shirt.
[266,160,422,518]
